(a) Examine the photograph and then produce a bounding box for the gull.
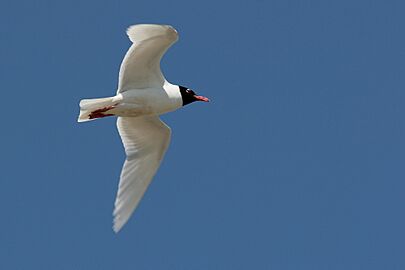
[77,24,209,233]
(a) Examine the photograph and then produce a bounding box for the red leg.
[89,105,116,119]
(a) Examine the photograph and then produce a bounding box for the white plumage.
[114,116,171,232]
[118,24,178,91]
[78,24,208,233]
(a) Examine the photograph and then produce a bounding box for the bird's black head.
[179,85,210,106]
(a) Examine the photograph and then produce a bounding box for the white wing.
[117,24,179,92]
[113,116,171,232]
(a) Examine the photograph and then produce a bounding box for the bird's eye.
[187,89,195,95]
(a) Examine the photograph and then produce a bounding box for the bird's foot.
[89,105,116,119]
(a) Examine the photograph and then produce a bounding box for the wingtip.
[113,213,127,233]
[113,219,123,233]
[126,24,178,43]
[113,225,121,234]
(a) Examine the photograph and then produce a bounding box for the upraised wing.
[113,116,171,232]
[117,24,178,92]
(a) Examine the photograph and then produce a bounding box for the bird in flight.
[78,24,209,233]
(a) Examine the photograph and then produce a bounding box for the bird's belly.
[110,102,176,117]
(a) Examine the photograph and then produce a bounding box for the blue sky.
[0,0,404,269]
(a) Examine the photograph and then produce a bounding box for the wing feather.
[117,24,178,92]
[113,116,171,232]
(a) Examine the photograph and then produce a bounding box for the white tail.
[77,97,115,122]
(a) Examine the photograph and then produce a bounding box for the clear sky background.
[0,0,404,269]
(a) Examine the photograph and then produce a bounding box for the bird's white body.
[117,82,182,116]
[78,82,182,120]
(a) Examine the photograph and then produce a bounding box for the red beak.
[194,95,210,102]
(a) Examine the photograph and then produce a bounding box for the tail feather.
[78,96,115,122]
[79,97,115,110]
[77,109,96,122]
